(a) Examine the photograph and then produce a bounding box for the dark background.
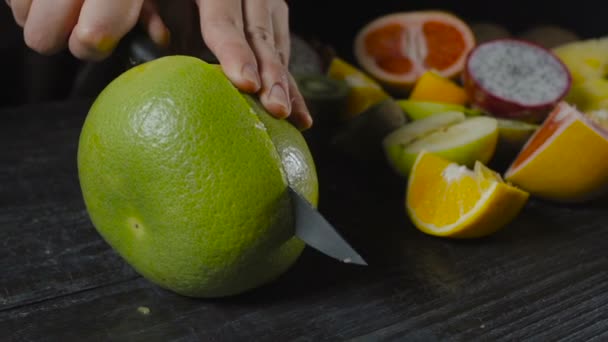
[0,0,606,109]
[2,3,608,340]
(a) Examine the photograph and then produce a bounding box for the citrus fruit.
[553,37,608,112]
[408,71,469,105]
[463,38,572,123]
[505,101,608,202]
[407,152,529,238]
[354,11,475,91]
[383,112,498,176]
[326,56,390,119]
[397,99,482,120]
[77,56,319,298]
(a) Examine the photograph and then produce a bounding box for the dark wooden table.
[2,100,608,341]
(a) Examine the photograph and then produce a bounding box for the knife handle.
[118,26,167,68]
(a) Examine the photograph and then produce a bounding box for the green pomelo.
[77,56,318,298]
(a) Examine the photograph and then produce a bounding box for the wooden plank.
[2,101,608,340]
[0,101,139,311]
[1,206,607,341]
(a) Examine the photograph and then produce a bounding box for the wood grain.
[1,101,608,341]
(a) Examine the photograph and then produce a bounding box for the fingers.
[271,1,290,66]
[197,0,261,93]
[244,0,292,118]
[287,74,313,130]
[23,0,83,55]
[271,2,312,130]
[68,0,144,61]
[8,0,32,27]
[140,0,170,48]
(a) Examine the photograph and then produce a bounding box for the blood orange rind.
[505,101,608,202]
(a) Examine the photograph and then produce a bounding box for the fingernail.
[242,64,261,90]
[300,113,314,131]
[96,36,117,54]
[162,28,171,47]
[269,84,290,115]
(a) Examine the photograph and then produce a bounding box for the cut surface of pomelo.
[407,152,529,238]
[505,101,608,202]
[354,11,475,90]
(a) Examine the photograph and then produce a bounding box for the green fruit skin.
[388,131,499,176]
[398,100,482,121]
[77,56,318,298]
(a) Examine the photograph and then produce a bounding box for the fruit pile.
[296,10,608,239]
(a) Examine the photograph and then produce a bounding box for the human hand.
[7,0,312,130]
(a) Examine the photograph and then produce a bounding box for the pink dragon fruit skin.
[463,38,572,123]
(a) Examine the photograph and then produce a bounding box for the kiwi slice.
[331,98,407,161]
[295,73,350,125]
[295,73,350,154]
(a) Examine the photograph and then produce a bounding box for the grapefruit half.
[354,11,475,91]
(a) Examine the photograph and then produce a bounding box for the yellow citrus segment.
[505,102,608,202]
[407,152,529,238]
[327,57,390,118]
[409,71,469,105]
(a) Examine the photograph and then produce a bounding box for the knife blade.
[289,187,367,266]
[116,28,367,266]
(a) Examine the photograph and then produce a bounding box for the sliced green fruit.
[397,99,483,120]
[496,118,539,147]
[383,114,498,176]
[383,111,465,175]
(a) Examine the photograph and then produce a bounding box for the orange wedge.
[505,101,608,202]
[409,71,469,105]
[326,57,390,119]
[407,152,529,238]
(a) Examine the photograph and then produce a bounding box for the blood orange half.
[354,11,475,91]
